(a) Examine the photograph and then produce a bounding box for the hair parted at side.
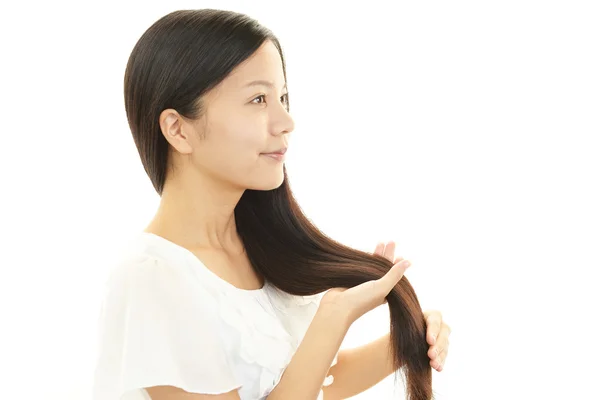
[123,8,434,400]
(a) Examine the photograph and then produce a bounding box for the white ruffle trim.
[215,284,339,398]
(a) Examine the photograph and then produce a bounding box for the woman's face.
[160,40,295,192]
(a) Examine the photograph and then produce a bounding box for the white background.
[0,1,598,399]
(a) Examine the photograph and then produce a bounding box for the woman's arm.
[322,311,452,399]
[322,333,395,399]
[266,305,351,400]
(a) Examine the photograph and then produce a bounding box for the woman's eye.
[252,94,289,106]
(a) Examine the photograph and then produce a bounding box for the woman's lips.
[261,147,287,161]
[261,152,286,161]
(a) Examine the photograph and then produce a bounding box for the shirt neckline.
[139,231,269,295]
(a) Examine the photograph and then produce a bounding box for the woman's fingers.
[374,242,386,256]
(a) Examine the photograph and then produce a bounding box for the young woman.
[92,8,451,400]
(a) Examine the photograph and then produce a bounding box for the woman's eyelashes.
[251,93,289,106]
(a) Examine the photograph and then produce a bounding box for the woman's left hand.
[374,240,452,372]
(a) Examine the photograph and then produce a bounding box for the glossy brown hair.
[124,8,434,400]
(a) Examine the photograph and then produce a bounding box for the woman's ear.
[159,109,194,155]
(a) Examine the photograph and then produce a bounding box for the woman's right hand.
[319,255,412,325]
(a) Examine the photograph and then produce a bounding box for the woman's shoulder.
[102,232,222,311]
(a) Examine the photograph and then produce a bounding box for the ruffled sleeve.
[92,255,242,400]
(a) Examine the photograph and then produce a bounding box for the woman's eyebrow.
[243,80,287,91]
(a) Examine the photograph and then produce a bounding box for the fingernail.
[402,261,411,267]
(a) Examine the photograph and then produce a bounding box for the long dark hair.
[124,9,434,400]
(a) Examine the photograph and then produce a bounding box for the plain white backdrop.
[0,1,598,399]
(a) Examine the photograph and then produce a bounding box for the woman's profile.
[92,8,450,400]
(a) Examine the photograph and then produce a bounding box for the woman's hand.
[423,310,451,372]
[320,241,411,325]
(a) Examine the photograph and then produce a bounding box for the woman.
[93,8,451,400]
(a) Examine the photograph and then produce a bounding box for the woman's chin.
[248,174,285,191]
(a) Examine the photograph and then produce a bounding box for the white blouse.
[92,232,338,400]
